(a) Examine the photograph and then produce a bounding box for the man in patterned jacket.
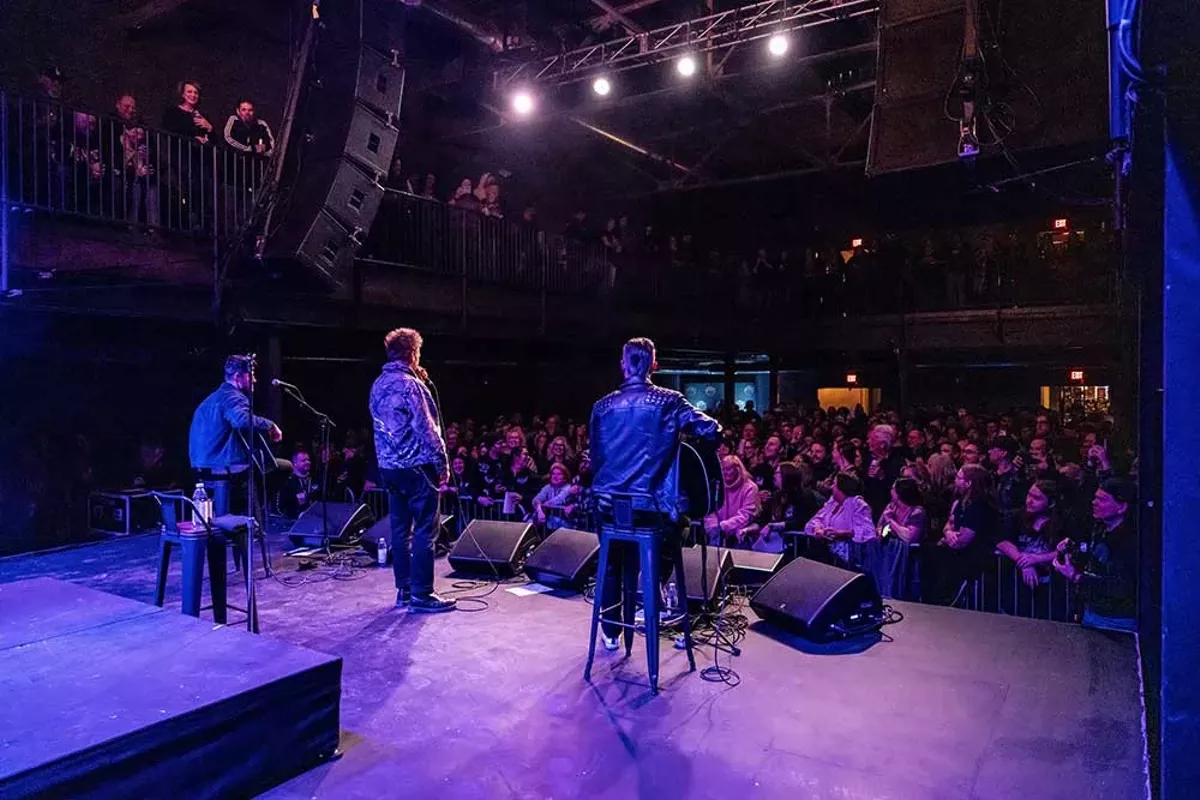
[369,328,455,613]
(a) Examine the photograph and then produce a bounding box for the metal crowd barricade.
[1,91,267,239]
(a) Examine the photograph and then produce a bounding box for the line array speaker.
[263,0,406,290]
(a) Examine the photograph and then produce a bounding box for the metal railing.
[1,91,268,240]
[367,192,614,295]
[366,191,1117,316]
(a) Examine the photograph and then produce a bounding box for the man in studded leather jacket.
[590,338,720,646]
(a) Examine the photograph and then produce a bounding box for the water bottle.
[377,537,389,566]
[191,482,209,525]
[665,581,679,620]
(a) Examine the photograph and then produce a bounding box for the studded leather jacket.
[590,376,720,517]
[369,362,448,473]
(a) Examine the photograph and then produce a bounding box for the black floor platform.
[0,577,342,799]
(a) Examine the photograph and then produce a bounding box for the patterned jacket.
[369,362,448,473]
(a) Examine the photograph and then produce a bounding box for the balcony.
[2,91,1119,356]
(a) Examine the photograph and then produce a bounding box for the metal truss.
[494,0,879,88]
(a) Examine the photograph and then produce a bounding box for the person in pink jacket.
[704,455,762,547]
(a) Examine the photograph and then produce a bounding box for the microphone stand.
[277,382,337,558]
[244,355,261,634]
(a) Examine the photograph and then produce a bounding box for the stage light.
[592,76,611,97]
[511,91,535,116]
[676,55,697,77]
[768,34,789,57]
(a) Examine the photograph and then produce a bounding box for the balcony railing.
[2,91,1116,317]
[365,191,1118,316]
[1,91,268,241]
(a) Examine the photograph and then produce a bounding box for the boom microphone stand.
[273,379,337,557]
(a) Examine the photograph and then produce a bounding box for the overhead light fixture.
[676,55,697,77]
[592,76,612,97]
[511,91,535,116]
[768,34,789,57]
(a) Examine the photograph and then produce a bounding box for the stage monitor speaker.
[523,528,599,589]
[678,546,733,608]
[288,502,375,547]
[448,520,538,577]
[750,558,884,642]
[261,0,405,290]
[360,514,453,562]
[728,550,785,587]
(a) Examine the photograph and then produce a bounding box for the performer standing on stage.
[369,328,456,613]
[590,337,719,650]
[189,355,283,514]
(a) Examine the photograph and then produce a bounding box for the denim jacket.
[369,362,447,473]
[188,382,275,469]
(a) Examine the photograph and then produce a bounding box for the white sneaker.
[602,635,621,651]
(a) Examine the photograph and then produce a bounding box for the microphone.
[271,378,300,391]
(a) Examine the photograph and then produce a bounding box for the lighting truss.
[493,0,880,88]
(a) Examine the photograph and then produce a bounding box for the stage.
[0,532,1147,799]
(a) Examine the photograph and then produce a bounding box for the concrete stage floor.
[0,533,1147,800]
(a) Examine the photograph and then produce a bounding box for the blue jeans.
[381,465,439,597]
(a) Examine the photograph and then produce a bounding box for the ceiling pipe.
[412,0,505,53]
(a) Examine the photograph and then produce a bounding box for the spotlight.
[511,91,535,116]
[592,76,611,97]
[676,55,697,77]
[768,34,789,57]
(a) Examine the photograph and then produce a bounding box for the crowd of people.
[9,65,274,229]
[268,398,1134,628]
[381,160,1112,313]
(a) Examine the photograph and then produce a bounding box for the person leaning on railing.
[1052,478,1137,633]
[222,99,274,158]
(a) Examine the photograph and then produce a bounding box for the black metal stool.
[150,492,259,632]
[585,494,696,693]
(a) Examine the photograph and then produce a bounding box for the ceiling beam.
[118,0,199,30]
[588,0,670,29]
[587,0,646,34]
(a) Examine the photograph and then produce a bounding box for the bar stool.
[150,492,259,632]
[585,493,696,693]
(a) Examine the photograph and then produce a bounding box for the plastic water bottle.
[191,482,209,525]
[377,537,389,566]
[665,581,679,620]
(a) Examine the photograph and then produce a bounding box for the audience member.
[703,455,761,547]
[997,479,1061,589]
[162,80,213,144]
[278,449,319,518]
[1053,478,1137,632]
[222,99,275,157]
[531,462,578,531]
[803,471,876,567]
